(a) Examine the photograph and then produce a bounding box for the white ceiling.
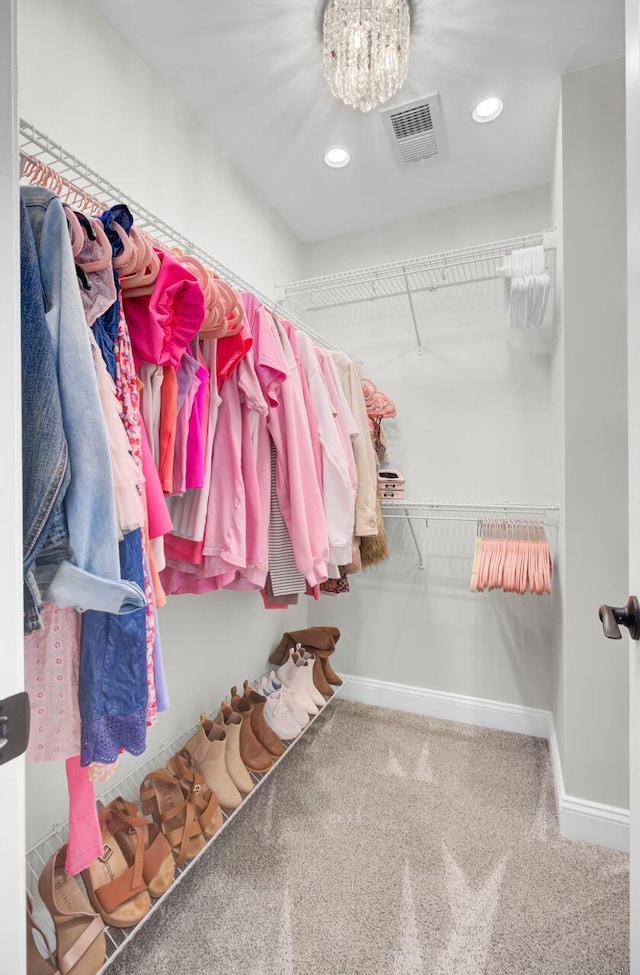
[90,0,624,242]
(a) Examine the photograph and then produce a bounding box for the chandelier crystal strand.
[323,0,411,113]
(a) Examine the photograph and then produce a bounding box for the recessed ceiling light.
[324,146,351,168]
[472,97,504,124]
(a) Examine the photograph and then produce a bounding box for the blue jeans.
[20,197,71,632]
[22,186,145,615]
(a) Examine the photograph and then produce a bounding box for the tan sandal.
[27,895,59,975]
[81,807,151,929]
[166,749,223,841]
[102,797,175,899]
[38,847,105,975]
[140,765,212,868]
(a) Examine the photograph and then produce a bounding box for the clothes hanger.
[63,204,85,257]
[111,220,135,269]
[76,217,112,272]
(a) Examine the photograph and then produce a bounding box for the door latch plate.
[0,692,30,765]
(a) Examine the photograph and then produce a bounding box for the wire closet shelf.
[278,229,556,354]
[380,500,560,570]
[278,230,556,310]
[26,669,350,975]
[18,119,338,353]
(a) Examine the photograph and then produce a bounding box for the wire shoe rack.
[26,670,350,974]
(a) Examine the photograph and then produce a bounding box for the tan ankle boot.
[185,716,243,809]
[230,687,272,773]
[242,680,284,758]
[214,703,254,796]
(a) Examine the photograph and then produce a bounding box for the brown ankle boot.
[319,653,343,686]
[242,681,284,758]
[230,686,272,773]
[311,655,333,697]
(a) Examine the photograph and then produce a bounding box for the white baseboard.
[342,675,552,737]
[547,724,629,853]
[341,675,630,853]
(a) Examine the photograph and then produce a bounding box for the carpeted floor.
[109,700,629,975]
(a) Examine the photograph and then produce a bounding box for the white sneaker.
[297,654,326,708]
[264,691,302,740]
[277,654,319,716]
[261,673,310,728]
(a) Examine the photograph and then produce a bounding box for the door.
[0,0,27,971]
[628,1,640,971]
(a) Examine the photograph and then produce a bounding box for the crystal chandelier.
[322,0,411,113]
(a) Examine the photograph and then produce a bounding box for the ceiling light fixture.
[323,0,411,113]
[324,146,351,168]
[472,97,504,123]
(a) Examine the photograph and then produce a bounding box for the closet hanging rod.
[381,500,560,525]
[18,118,338,353]
[277,229,557,311]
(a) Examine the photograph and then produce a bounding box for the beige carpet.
[110,700,629,975]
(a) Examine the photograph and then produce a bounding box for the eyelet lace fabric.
[24,604,81,763]
[81,708,147,766]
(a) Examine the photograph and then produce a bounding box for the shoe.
[242,680,285,757]
[184,716,243,809]
[165,750,224,843]
[294,651,326,708]
[101,797,175,898]
[277,653,319,716]
[269,627,341,666]
[318,652,343,687]
[214,703,254,796]
[140,763,219,868]
[300,650,333,698]
[229,686,273,773]
[261,675,309,729]
[81,808,151,928]
[263,690,302,740]
[38,848,105,975]
[26,895,59,975]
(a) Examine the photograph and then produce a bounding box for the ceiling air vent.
[380,94,444,167]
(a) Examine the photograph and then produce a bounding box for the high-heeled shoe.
[38,847,106,975]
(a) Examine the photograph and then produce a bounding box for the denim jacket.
[21,186,145,615]
[20,197,71,632]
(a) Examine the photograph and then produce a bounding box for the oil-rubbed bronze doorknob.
[598,596,640,641]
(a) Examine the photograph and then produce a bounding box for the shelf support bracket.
[403,269,423,355]
[404,511,424,569]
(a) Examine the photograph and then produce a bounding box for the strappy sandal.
[166,749,223,842]
[38,847,105,975]
[101,797,175,899]
[27,895,59,975]
[81,808,151,929]
[140,765,216,869]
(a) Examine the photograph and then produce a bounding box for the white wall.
[300,184,551,278]
[19,0,308,846]
[18,0,303,298]
[557,58,629,809]
[305,186,557,713]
